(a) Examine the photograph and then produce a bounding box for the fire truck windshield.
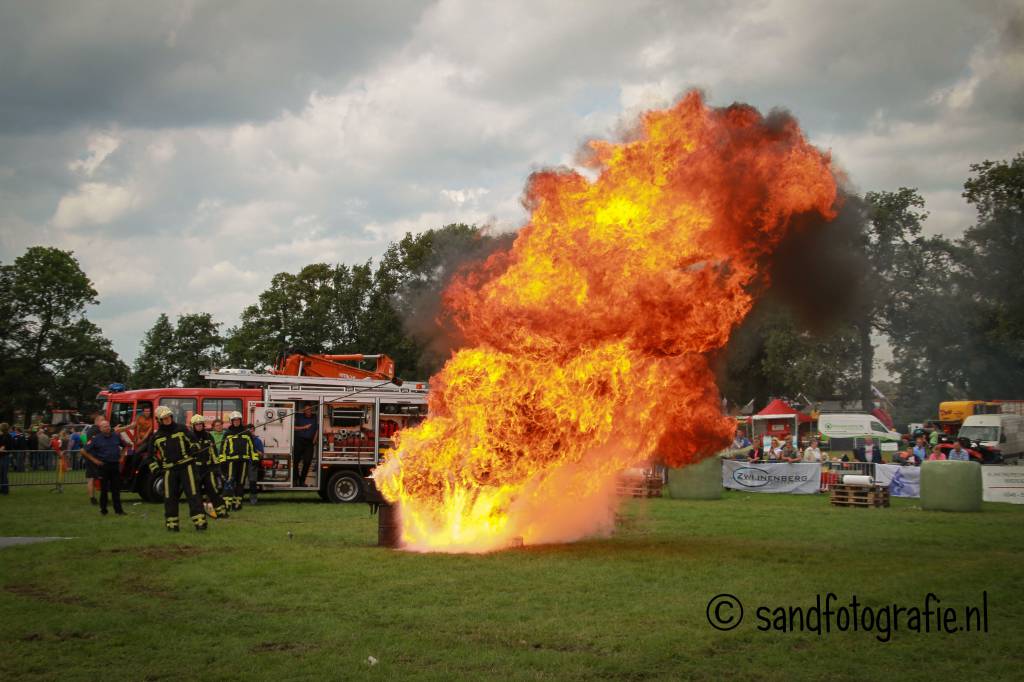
[158,397,197,424]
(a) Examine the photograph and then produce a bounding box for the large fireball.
[375,91,837,552]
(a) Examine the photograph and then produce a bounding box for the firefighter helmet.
[155,406,173,420]
[190,414,207,426]
[228,411,243,421]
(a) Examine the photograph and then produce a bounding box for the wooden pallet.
[616,476,663,498]
[830,483,890,508]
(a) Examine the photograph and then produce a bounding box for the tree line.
[1,152,1020,427]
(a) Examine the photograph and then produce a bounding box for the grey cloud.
[0,0,429,133]
[1,0,1021,361]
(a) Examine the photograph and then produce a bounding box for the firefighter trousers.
[197,464,227,517]
[239,459,258,501]
[221,459,239,509]
[163,463,207,530]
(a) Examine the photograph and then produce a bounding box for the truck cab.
[959,414,1024,464]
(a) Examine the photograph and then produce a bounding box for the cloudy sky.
[1,0,1021,363]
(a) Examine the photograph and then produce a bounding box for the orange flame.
[375,92,837,552]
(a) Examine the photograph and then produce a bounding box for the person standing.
[780,442,801,463]
[26,425,39,470]
[911,436,929,466]
[292,403,317,487]
[948,441,972,461]
[81,420,126,516]
[210,418,226,454]
[186,414,228,519]
[68,428,83,470]
[82,414,104,505]
[119,405,154,462]
[0,423,12,495]
[152,406,207,532]
[854,437,881,464]
[802,439,823,463]
[224,412,259,507]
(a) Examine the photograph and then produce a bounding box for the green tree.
[223,264,358,369]
[856,188,933,410]
[883,152,1024,423]
[132,313,177,387]
[0,247,99,424]
[171,313,224,386]
[222,223,505,379]
[52,319,130,413]
[955,151,1024,396]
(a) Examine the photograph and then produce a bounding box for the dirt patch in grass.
[5,583,93,607]
[138,545,207,561]
[250,641,314,654]
[99,544,210,561]
[20,631,97,643]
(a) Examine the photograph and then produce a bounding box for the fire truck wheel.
[145,470,165,503]
[326,471,363,503]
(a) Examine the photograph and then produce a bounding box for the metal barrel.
[377,503,402,548]
[364,477,403,548]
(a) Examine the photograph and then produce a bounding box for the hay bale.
[667,457,723,500]
[920,460,982,512]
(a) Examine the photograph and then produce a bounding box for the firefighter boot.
[192,513,208,531]
[166,516,180,532]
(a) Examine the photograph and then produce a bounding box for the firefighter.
[187,414,228,519]
[151,406,207,532]
[223,411,259,508]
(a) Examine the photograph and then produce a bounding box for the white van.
[818,413,902,442]
[959,414,1024,463]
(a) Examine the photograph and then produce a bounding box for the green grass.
[1,486,1022,681]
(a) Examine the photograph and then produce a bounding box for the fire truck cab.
[98,370,428,503]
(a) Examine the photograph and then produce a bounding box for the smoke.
[760,190,868,331]
[399,226,516,374]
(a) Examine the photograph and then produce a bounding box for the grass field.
[1,485,1022,681]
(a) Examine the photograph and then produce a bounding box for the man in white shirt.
[802,439,823,463]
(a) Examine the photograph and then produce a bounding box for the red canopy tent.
[751,399,812,443]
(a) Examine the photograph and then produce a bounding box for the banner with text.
[982,466,1024,504]
[722,460,821,494]
[874,464,921,498]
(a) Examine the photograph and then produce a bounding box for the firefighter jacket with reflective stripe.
[224,426,258,461]
[153,423,194,468]
[188,428,217,467]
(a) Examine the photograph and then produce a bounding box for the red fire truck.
[98,353,428,503]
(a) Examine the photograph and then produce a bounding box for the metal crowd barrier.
[1,450,88,490]
[819,461,875,491]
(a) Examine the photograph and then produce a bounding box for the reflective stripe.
[186,465,197,495]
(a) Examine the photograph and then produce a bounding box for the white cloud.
[68,133,121,176]
[365,209,494,241]
[187,260,260,291]
[440,187,489,206]
[147,137,177,163]
[51,182,138,229]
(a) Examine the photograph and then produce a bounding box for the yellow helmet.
[228,411,243,421]
[155,406,173,420]
[190,414,207,426]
